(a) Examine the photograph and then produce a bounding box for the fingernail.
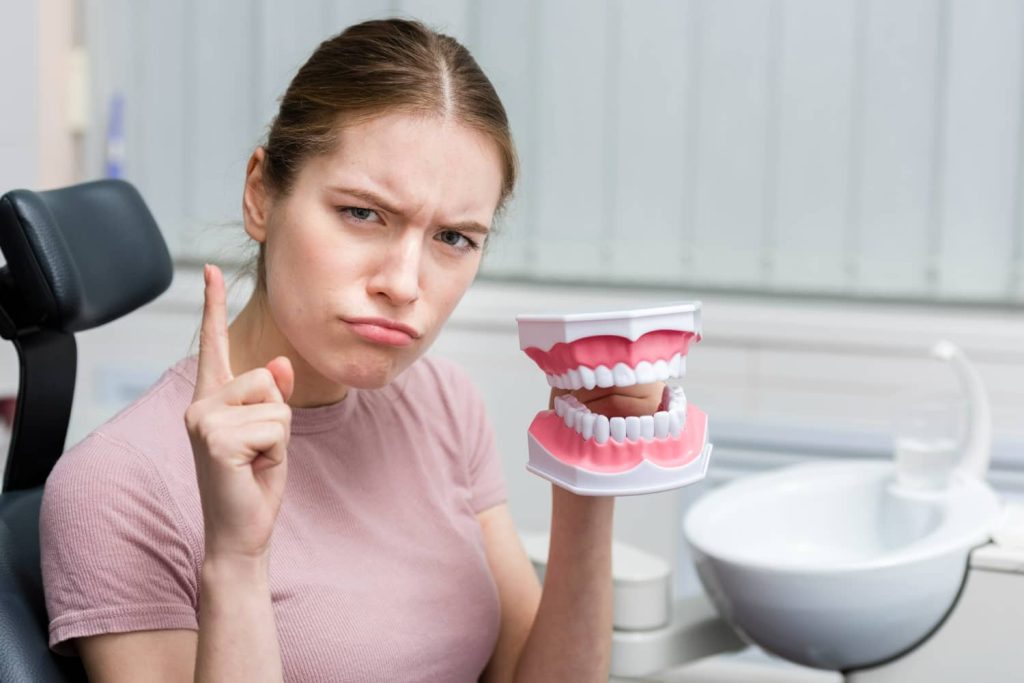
[203,263,210,283]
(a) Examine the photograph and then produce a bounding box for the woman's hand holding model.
[184,263,295,562]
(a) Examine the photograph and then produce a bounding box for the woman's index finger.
[194,264,234,399]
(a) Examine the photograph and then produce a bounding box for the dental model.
[516,302,712,496]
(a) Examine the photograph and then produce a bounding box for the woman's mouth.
[343,317,419,347]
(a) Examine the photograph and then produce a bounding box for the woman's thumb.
[266,356,295,402]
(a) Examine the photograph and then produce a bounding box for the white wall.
[0,2,40,192]
[0,0,77,194]
[78,0,1024,304]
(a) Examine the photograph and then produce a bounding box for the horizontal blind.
[84,0,1024,304]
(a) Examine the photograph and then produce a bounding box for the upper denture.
[524,330,697,375]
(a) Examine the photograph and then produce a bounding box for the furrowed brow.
[327,186,402,214]
[443,221,490,235]
[329,185,490,234]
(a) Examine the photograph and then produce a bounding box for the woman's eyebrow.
[443,220,490,235]
[327,185,402,214]
[329,185,490,234]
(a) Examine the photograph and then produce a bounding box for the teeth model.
[516,302,712,496]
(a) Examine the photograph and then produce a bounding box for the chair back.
[0,180,172,681]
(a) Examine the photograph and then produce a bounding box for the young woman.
[41,18,664,682]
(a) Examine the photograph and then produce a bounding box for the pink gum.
[528,404,707,473]
[524,330,698,376]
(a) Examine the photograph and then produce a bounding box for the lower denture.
[529,403,707,473]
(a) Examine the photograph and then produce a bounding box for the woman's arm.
[195,554,283,682]
[514,486,614,682]
[73,555,282,683]
[478,487,614,683]
[480,384,667,681]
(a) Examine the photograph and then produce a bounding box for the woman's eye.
[340,206,380,222]
[437,230,479,252]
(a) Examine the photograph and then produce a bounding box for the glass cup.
[892,397,965,491]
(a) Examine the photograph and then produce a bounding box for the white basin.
[683,460,1001,672]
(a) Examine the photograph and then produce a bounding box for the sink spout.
[929,341,992,481]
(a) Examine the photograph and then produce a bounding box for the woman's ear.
[242,147,270,244]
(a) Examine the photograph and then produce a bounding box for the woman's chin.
[332,357,408,390]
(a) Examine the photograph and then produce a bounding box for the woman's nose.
[367,234,421,306]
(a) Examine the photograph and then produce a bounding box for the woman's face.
[246,113,503,396]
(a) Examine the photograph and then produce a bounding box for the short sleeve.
[439,360,507,514]
[40,432,199,657]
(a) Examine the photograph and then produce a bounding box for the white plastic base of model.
[526,432,712,496]
[516,301,702,348]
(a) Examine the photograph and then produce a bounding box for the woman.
[41,18,663,681]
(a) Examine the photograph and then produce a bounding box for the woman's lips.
[343,318,418,347]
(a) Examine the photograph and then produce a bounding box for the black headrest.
[0,179,173,336]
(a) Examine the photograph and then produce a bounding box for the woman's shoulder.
[47,355,198,493]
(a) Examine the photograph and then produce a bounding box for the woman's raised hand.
[184,264,295,562]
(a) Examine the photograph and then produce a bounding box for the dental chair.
[0,179,173,682]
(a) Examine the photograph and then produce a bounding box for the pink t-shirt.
[40,353,508,682]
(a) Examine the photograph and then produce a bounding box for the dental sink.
[683,341,1011,674]
[684,460,1001,671]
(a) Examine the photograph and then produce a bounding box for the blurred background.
[2,0,1024,677]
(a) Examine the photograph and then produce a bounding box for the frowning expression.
[254,112,504,390]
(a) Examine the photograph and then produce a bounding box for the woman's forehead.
[309,114,503,217]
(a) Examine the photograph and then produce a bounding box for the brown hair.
[245,18,517,300]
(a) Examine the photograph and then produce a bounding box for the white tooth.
[669,410,682,437]
[594,415,610,444]
[579,366,597,390]
[561,372,572,389]
[581,413,596,440]
[564,406,575,428]
[610,417,626,443]
[625,416,641,441]
[595,365,614,388]
[654,411,670,438]
[653,359,670,381]
[547,374,558,387]
[554,395,567,417]
[567,368,582,390]
[640,415,655,440]
[679,356,687,376]
[669,353,682,377]
[574,411,585,434]
[635,360,655,384]
[613,363,636,387]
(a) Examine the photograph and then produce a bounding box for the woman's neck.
[228,293,349,408]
